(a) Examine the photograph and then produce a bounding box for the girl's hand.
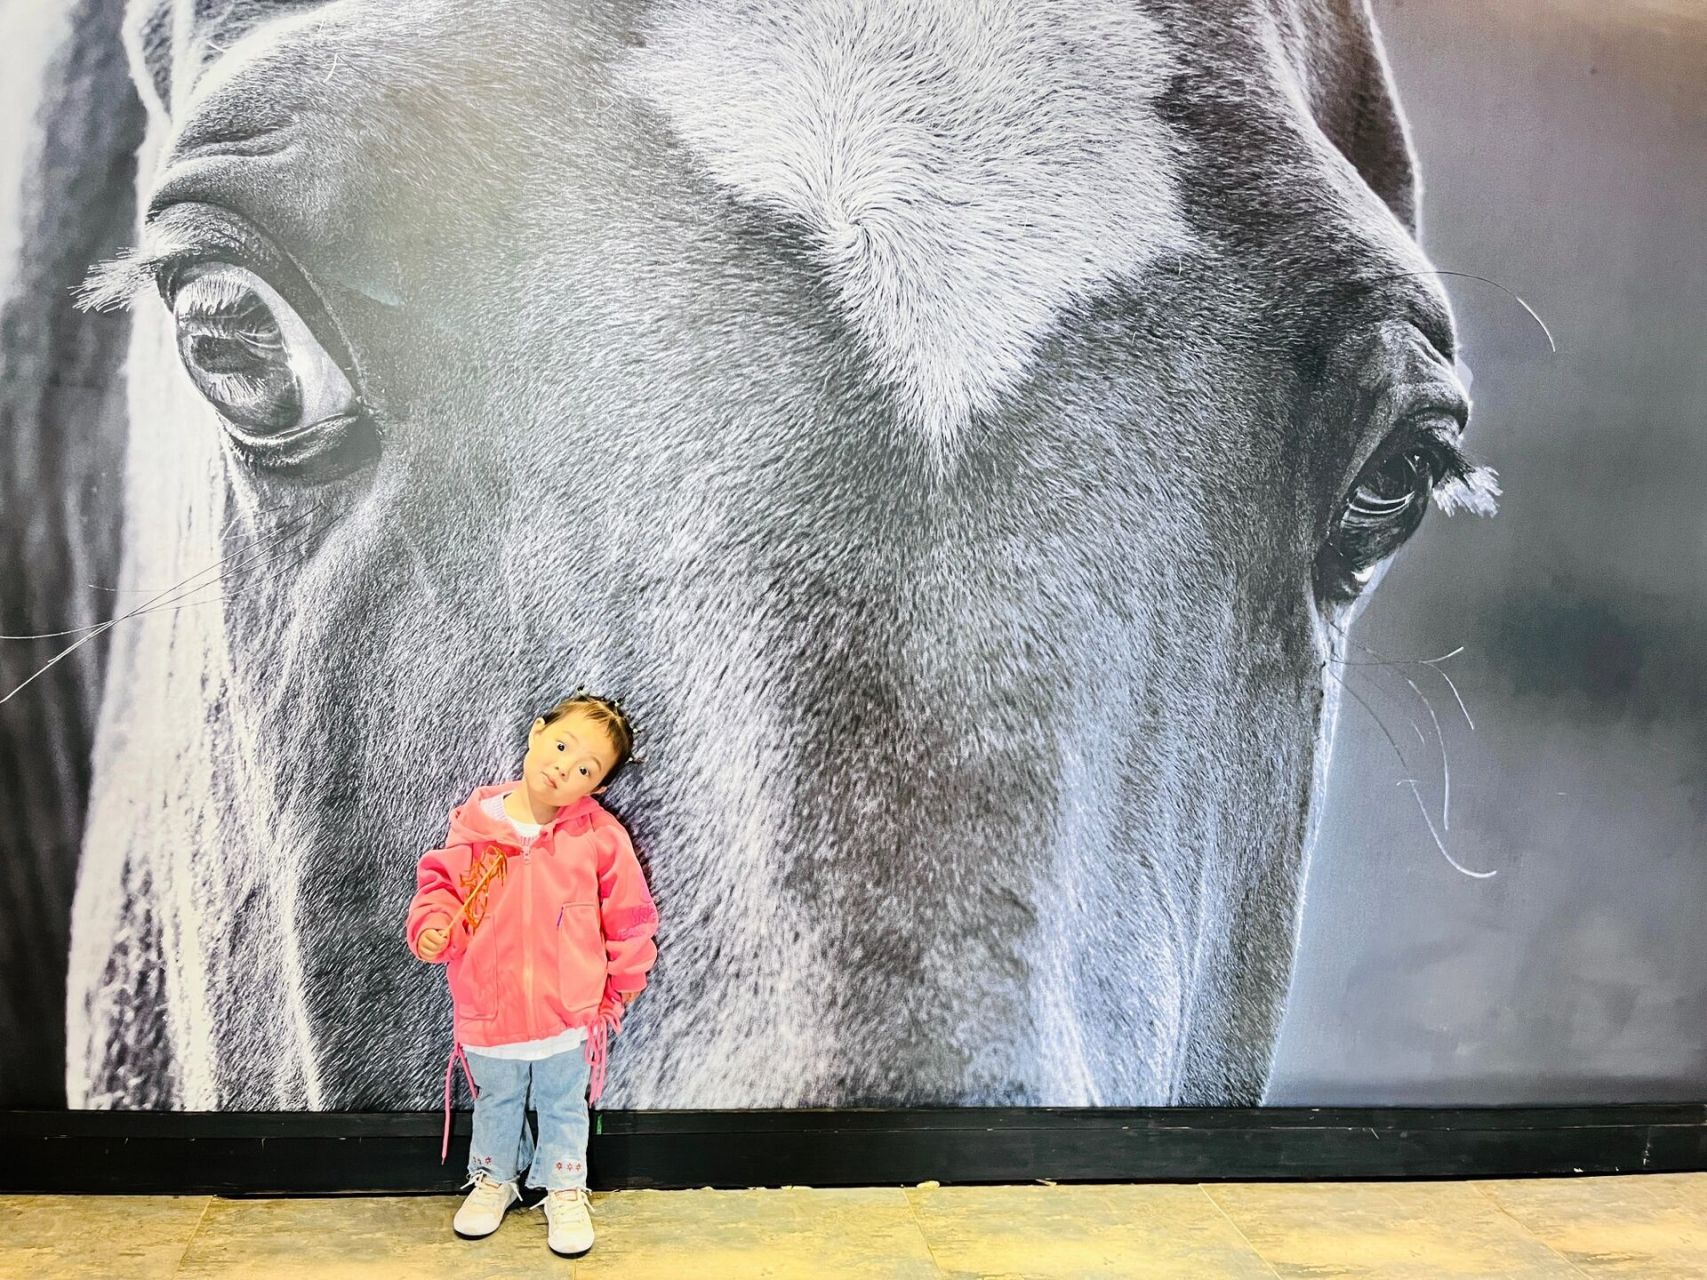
[418,924,450,961]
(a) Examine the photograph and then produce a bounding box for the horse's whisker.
[1340,639,1477,732]
[1333,642,1465,667]
[1397,779,1496,879]
[1401,673,1450,833]
[1325,666,1419,775]
[1324,665,1495,879]
[0,508,321,703]
[1424,660,1475,732]
[2,512,317,641]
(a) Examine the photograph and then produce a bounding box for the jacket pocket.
[555,901,605,1012]
[448,929,496,1021]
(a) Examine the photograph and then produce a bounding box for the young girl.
[406,692,658,1258]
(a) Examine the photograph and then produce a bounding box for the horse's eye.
[1338,446,1435,571]
[169,262,363,467]
[1317,423,1498,603]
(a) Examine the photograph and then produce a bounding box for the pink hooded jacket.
[405,783,659,1159]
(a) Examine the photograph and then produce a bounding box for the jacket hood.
[445,781,603,847]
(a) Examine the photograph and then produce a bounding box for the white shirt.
[462,790,590,1062]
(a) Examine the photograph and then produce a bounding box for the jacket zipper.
[522,832,535,1041]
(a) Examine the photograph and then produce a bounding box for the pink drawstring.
[441,1041,480,1164]
[584,987,625,1107]
[585,1019,610,1106]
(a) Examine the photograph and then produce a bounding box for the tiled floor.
[4,1174,1705,1278]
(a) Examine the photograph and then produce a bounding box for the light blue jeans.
[464,1045,591,1192]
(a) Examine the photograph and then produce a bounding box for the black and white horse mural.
[4,0,1703,1112]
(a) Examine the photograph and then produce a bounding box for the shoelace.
[546,1188,592,1215]
[466,1174,513,1207]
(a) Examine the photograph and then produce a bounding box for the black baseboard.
[4,1105,1704,1195]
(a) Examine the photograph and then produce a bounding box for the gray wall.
[1,0,1702,1111]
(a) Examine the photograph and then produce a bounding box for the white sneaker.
[453,1170,520,1239]
[544,1186,596,1257]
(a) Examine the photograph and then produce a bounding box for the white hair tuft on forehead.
[626,0,1197,460]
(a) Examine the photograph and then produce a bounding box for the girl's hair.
[542,690,636,787]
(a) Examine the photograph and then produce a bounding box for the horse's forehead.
[623,0,1201,454]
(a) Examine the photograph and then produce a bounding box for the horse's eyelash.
[76,226,202,313]
[75,253,158,313]
[1419,425,1501,517]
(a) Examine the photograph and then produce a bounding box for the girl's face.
[523,711,619,806]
